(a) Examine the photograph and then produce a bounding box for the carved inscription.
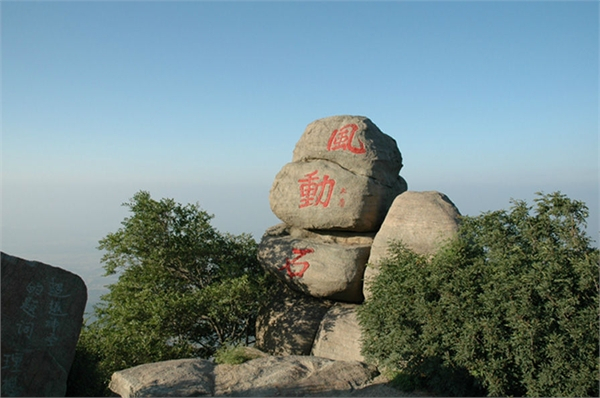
[2,276,73,395]
[298,171,335,208]
[327,124,366,154]
[279,248,314,278]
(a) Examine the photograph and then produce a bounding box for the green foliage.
[214,345,263,365]
[66,325,107,397]
[67,191,276,396]
[358,192,599,397]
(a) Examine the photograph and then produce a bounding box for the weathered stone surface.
[1,252,87,397]
[311,303,365,363]
[214,355,378,397]
[109,358,215,398]
[258,225,371,302]
[255,285,333,356]
[292,115,403,187]
[270,159,406,232]
[363,191,461,299]
[110,355,379,397]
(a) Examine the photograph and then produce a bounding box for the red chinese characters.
[279,248,314,278]
[298,171,335,208]
[327,123,366,154]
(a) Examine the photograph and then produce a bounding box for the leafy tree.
[67,191,276,396]
[358,192,599,397]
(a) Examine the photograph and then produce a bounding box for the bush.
[214,345,264,365]
[67,191,277,396]
[358,192,599,396]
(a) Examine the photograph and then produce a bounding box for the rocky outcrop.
[109,355,380,397]
[311,303,365,363]
[1,252,87,397]
[106,115,462,398]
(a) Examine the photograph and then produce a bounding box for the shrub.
[67,191,277,396]
[214,345,264,365]
[358,192,599,396]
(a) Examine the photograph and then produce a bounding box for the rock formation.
[257,115,461,363]
[256,115,408,360]
[108,115,463,397]
[1,252,87,397]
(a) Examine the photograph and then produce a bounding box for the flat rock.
[270,159,406,232]
[258,225,371,302]
[214,355,378,397]
[364,191,461,299]
[292,115,403,187]
[1,252,87,397]
[110,355,380,397]
[311,303,365,363]
[255,285,333,356]
[109,358,215,398]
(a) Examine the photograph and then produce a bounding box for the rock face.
[1,252,87,397]
[363,191,461,299]
[255,285,333,356]
[311,303,365,363]
[258,225,371,302]
[109,355,379,398]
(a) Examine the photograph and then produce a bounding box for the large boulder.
[292,115,403,187]
[363,191,461,299]
[270,160,406,232]
[258,224,372,302]
[254,284,333,356]
[311,303,365,363]
[1,252,87,397]
[109,355,380,397]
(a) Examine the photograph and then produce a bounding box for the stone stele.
[1,252,87,397]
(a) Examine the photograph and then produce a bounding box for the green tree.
[358,192,599,397]
[67,191,275,396]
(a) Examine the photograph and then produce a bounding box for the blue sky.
[2,1,598,306]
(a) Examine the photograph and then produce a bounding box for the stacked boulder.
[106,115,465,397]
[256,115,407,360]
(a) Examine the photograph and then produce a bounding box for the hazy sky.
[2,1,598,305]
